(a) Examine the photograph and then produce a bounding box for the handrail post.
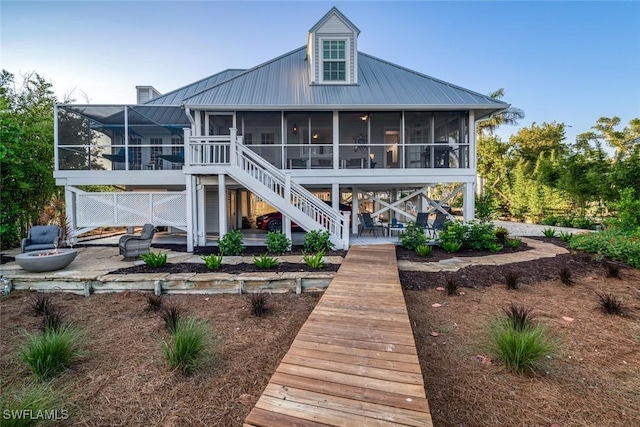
[284,171,292,242]
[229,128,237,166]
[342,212,350,249]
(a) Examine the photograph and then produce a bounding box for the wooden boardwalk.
[244,244,433,427]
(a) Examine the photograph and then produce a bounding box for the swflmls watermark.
[2,409,69,421]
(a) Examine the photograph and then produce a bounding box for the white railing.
[187,136,231,165]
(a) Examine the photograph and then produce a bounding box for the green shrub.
[159,303,183,334]
[608,188,640,233]
[303,230,334,253]
[542,228,557,238]
[265,231,291,254]
[217,229,244,255]
[494,227,510,244]
[438,221,466,245]
[163,317,212,375]
[399,221,428,250]
[20,326,83,380]
[0,382,65,427]
[439,221,497,250]
[440,241,462,253]
[253,254,279,269]
[415,244,432,257]
[248,291,270,317]
[201,254,224,271]
[570,227,640,268]
[475,192,498,223]
[507,238,522,248]
[571,216,596,230]
[302,251,325,269]
[487,242,503,253]
[489,320,555,373]
[140,252,167,267]
[541,215,560,226]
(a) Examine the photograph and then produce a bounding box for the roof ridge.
[358,51,508,105]
[181,46,307,104]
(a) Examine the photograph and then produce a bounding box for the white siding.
[316,15,352,34]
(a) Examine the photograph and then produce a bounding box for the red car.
[256,202,351,232]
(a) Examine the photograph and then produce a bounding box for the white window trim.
[319,37,350,85]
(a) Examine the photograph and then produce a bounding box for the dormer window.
[322,40,346,82]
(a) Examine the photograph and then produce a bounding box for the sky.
[2,0,639,145]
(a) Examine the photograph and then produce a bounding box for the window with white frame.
[322,40,346,82]
[171,137,182,170]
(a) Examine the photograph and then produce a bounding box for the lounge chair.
[21,225,63,252]
[119,224,155,260]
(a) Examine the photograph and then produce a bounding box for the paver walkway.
[244,244,432,427]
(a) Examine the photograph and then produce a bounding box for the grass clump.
[145,294,164,313]
[603,261,620,279]
[558,231,573,242]
[140,252,167,267]
[248,291,270,317]
[265,231,291,254]
[440,241,462,253]
[507,237,522,248]
[596,292,626,316]
[504,271,520,290]
[542,228,557,238]
[163,317,213,375]
[201,253,224,271]
[489,319,555,373]
[415,244,432,257]
[302,251,325,269]
[20,326,83,380]
[29,294,54,317]
[445,277,458,296]
[40,310,65,333]
[217,229,244,255]
[159,303,184,334]
[253,254,279,269]
[502,303,535,331]
[558,267,573,286]
[0,382,66,426]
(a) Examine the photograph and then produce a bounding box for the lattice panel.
[152,194,187,224]
[76,192,187,227]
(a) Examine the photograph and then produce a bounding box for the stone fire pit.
[15,249,78,272]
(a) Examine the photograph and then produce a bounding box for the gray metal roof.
[181,47,508,115]
[143,69,246,105]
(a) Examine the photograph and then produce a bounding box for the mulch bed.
[396,240,531,263]
[109,262,340,275]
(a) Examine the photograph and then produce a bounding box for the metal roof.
[181,47,508,115]
[60,105,190,127]
[143,69,246,105]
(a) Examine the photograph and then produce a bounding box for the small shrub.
[440,241,462,253]
[596,292,626,316]
[40,310,65,333]
[140,252,167,267]
[302,251,325,269]
[504,271,520,290]
[145,294,164,313]
[445,277,458,296]
[303,229,334,253]
[201,254,224,271]
[507,238,522,248]
[542,228,557,238]
[20,326,83,380]
[558,231,573,242]
[248,291,270,317]
[415,244,432,257]
[487,242,503,253]
[571,216,596,230]
[29,294,54,317]
[159,303,184,334]
[399,222,428,251]
[163,317,211,375]
[494,227,510,244]
[265,231,291,254]
[502,303,535,331]
[253,254,279,269]
[570,227,640,269]
[558,267,573,286]
[0,382,64,427]
[490,320,555,373]
[604,261,620,279]
[217,229,244,255]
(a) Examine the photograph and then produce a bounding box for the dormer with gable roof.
[307,7,359,85]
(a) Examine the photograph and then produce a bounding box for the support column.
[236,189,243,229]
[463,181,475,222]
[331,183,339,211]
[197,179,206,247]
[64,187,75,234]
[283,172,292,242]
[186,175,195,252]
[351,188,359,234]
[218,174,227,239]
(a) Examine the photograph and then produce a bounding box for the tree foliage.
[1,70,58,248]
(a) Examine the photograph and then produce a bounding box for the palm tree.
[477,88,525,136]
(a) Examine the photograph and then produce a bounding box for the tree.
[591,116,640,160]
[476,88,525,136]
[0,70,58,249]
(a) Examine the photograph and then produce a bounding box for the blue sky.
[2,1,639,145]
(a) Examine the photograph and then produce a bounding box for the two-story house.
[54,7,508,251]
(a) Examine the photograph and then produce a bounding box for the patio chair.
[358,213,383,237]
[21,225,63,252]
[426,211,449,239]
[119,224,156,260]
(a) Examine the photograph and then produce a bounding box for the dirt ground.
[1,239,639,426]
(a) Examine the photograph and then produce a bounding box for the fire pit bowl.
[15,249,78,272]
